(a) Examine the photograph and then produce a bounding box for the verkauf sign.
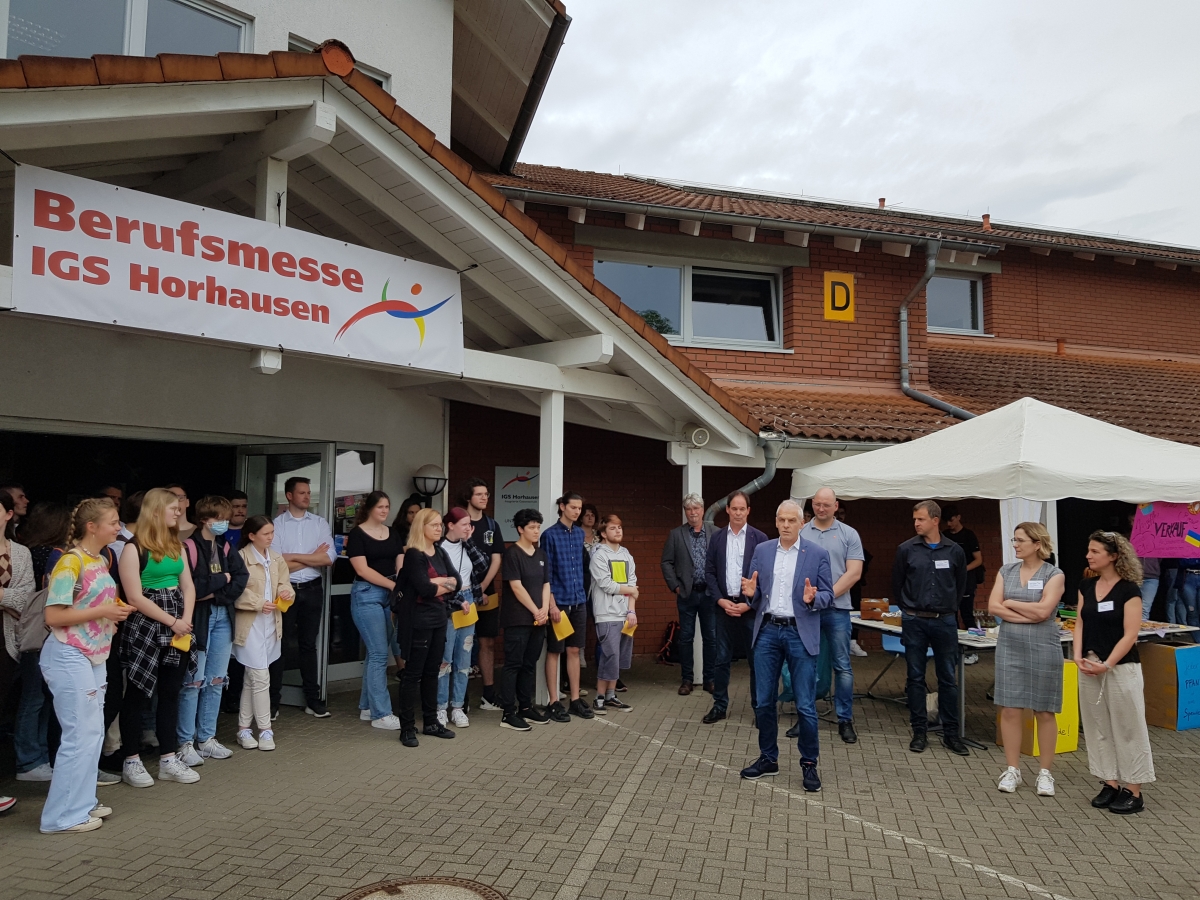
[12,166,464,375]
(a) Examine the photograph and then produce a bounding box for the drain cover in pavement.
[336,878,506,900]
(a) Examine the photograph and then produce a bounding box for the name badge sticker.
[1097,600,1114,612]
[1027,580,1044,591]
[934,559,950,570]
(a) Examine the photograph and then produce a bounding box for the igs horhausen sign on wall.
[13,166,464,375]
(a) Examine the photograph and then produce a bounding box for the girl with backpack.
[116,488,199,788]
[38,497,133,833]
[232,516,292,751]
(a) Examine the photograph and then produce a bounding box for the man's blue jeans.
[350,581,395,719]
[1180,572,1200,642]
[712,606,756,712]
[677,587,715,684]
[1140,578,1160,621]
[14,649,51,773]
[902,612,960,737]
[177,604,233,746]
[819,607,854,723]
[753,621,819,763]
[438,621,475,711]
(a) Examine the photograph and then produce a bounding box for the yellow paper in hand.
[609,560,629,584]
[274,595,294,613]
[621,620,637,637]
[170,633,193,652]
[452,602,479,629]
[478,593,500,612]
[551,613,575,641]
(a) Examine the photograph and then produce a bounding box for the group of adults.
[661,489,1156,811]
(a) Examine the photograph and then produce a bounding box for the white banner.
[495,466,540,541]
[12,166,464,374]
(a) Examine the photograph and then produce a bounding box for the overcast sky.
[522,1,1200,248]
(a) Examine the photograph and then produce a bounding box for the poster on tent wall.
[495,467,540,541]
[1130,502,1200,557]
[12,166,464,375]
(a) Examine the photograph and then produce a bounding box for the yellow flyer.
[551,613,575,641]
[170,633,193,651]
[609,560,629,584]
[621,620,637,637]
[478,592,500,612]
[452,602,479,629]
[274,594,294,613]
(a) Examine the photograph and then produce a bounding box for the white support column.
[255,156,288,225]
[685,448,705,684]
[536,389,565,706]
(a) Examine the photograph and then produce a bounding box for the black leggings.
[397,625,446,730]
[120,653,187,758]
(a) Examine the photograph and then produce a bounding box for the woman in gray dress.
[987,522,1065,796]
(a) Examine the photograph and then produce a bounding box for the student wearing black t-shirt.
[346,492,405,732]
[462,478,505,710]
[1075,531,1155,815]
[942,505,985,664]
[498,508,550,732]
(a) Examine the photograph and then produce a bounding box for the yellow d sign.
[824,272,855,321]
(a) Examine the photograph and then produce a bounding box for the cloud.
[524,0,1200,246]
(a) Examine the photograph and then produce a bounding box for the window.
[926,275,983,333]
[4,0,250,60]
[594,257,781,348]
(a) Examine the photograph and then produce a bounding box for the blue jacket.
[705,525,769,601]
[745,537,834,655]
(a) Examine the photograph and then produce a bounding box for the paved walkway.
[1,654,1197,900]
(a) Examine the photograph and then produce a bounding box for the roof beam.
[497,334,613,368]
[463,349,654,405]
[454,6,533,87]
[834,236,861,253]
[12,135,227,168]
[731,224,756,243]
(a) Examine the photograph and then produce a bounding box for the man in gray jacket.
[660,493,719,695]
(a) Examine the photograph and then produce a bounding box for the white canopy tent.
[790,397,1200,564]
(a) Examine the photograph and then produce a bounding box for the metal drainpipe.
[900,239,976,420]
[703,438,784,527]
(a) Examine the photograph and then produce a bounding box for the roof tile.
[319,40,356,77]
[269,50,330,78]
[533,228,568,268]
[467,172,508,215]
[343,68,395,120]
[0,59,27,89]
[94,55,164,85]
[158,54,223,82]
[20,56,98,88]
[429,141,473,187]
[216,52,277,80]
[390,106,436,154]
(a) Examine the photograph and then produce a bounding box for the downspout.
[703,437,784,527]
[900,239,976,420]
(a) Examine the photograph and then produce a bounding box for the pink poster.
[1130,502,1200,557]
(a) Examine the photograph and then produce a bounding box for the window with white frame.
[926,275,984,333]
[3,0,250,60]
[594,256,781,348]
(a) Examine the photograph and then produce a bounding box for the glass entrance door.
[237,442,334,707]
[327,446,381,683]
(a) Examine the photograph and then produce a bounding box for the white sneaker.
[998,766,1022,793]
[963,653,980,666]
[16,762,54,782]
[371,714,402,730]
[197,738,233,760]
[450,708,470,728]
[122,758,155,788]
[142,729,159,748]
[257,730,276,751]
[236,729,259,749]
[436,709,448,727]
[849,640,868,657]
[158,755,200,784]
[478,697,502,711]
[90,803,112,819]
[41,816,103,834]
[360,709,372,721]
[177,741,204,767]
[1036,769,1056,796]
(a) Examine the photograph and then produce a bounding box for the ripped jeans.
[39,636,106,833]
[177,605,233,747]
[437,620,476,712]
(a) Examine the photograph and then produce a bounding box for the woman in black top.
[1075,530,1154,814]
[346,491,404,730]
[395,508,460,747]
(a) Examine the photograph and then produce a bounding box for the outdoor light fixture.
[412,464,448,500]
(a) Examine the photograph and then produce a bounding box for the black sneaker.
[400,728,419,747]
[839,721,858,744]
[740,756,779,780]
[546,701,571,723]
[305,701,331,718]
[591,698,608,716]
[1091,783,1121,808]
[801,761,822,792]
[785,722,800,739]
[942,736,970,757]
[569,699,595,720]
[423,722,456,739]
[615,679,627,693]
[701,707,726,724]
[1108,789,1144,815]
[500,713,532,731]
[604,696,632,712]
[909,731,928,753]
[520,706,549,725]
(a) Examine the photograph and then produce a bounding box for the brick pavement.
[1,654,1197,900]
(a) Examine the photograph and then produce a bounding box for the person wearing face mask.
[176,497,249,766]
[436,508,489,730]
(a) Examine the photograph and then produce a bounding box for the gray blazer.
[661,522,719,597]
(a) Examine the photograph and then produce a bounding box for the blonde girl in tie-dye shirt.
[46,547,120,663]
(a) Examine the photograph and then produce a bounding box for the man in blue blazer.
[703,491,769,724]
[738,499,834,791]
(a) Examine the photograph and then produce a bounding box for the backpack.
[656,620,681,665]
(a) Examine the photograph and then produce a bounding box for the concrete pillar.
[255,156,288,225]
[536,389,565,705]
[685,449,705,685]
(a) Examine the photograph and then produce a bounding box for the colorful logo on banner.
[501,471,538,490]
[335,280,453,346]
[1131,502,1200,556]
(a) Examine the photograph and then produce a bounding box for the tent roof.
[790,397,1200,502]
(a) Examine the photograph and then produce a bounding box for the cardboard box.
[861,599,889,620]
[995,661,1079,755]
[1141,641,1200,731]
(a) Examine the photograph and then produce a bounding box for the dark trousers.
[501,625,545,715]
[283,580,324,706]
[958,586,978,631]
[103,647,124,733]
[676,587,716,684]
[397,624,446,730]
[753,621,820,763]
[901,613,960,738]
[119,653,187,758]
[711,605,757,713]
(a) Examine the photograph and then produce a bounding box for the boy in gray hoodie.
[589,515,638,713]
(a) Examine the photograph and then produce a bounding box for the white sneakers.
[436,709,449,727]
[158,755,201,783]
[16,762,54,782]
[177,741,205,767]
[998,766,1022,793]
[371,714,402,731]
[1036,769,1056,796]
[122,758,155,788]
[963,653,980,666]
[360,709,372,721]
[849,640,868,657]
[237,729,259,749]
[197,738,233,760]
[450,708,470,728]
[257,730,276,751]
[41,816,103,834]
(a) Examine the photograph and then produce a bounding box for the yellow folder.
[170,633,193,651]
[552,613,575,641]
[478,592,500,612]
[452,602,479,629]
[609,560,629,584]
[621,620,637,637]
[274,594,294,613]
